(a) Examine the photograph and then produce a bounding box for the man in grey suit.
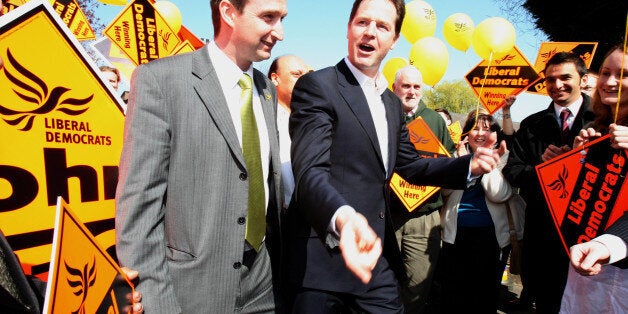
[115,0,287,312]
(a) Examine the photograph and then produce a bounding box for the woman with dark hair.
[439,110,512,313]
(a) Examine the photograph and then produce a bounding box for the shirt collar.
[344,57,388,96]
[208,41,254,90]
[553,95,583,118]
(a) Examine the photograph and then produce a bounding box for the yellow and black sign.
[526,42,598,95]
[171,40,195,56]
[0,0,124,279]
[49,0,96,41]
[390,117,451,212]
[44,197,133,314]
[447,120,462,144]
[104,0,182,65]
[1,0,28,15]
[91,36,137,82]
[465,46,540,114]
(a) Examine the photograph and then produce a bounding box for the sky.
[95,0,554,122]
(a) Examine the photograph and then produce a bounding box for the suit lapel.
[382,91,399,177]
[335,61,385,172]
[191,46,245,167]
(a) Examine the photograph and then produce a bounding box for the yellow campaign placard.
[526,42,598,95]
[390,117,451,212]
[48,0,96,41]
[447,120,462,144]
[104,0,182,65]
[170,40,195,56]
[0,0,124,279]
[43,197,133,314]
[90,36,137,82]
[2,0,28,15]
[465,46,540,114]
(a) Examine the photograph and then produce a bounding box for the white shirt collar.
[553,95,583,118]
[208,41,254,90]
[343,57,388,96]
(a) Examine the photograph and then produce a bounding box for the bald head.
[268,55,311,110]
[393,66,423,113]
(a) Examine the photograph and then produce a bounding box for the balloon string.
[614,13,628,124]
[461,51,493,139]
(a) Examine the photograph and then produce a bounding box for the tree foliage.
[77,0,106,35]
[497,0,628,71]
[422,79,477,115]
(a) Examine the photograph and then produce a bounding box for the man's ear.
[580,73,589,89]
[270,73,280,87]
[219,0,237,29]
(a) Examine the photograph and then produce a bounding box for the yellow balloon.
[97,0,128,5]
[408,37,449,87]
[154,1,183,33]
[401,0,437,44]
[471,17,516,61]
[383,57,409,90]
[443,13,474,52]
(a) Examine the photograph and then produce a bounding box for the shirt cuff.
[326,205,356,248]
[593,234,627,264]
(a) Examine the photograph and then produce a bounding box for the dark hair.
[267,56,280,79]
[591,45,628,132]
[349,0,405,37]
[211,0,248,37]
[435,108,452,121]
[462,109,504,148]
[544,51,588,78]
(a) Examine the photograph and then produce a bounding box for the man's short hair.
[349,0,405,37]
[544,51,588,78]
[211,0,248,37]
[267,56,281,79]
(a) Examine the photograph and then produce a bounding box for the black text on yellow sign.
[465,46,539,114]
[0,0,124,277]
[527,42,598,95]
[104,0,182,66]
[44,198,133,314]
[50,0,96,41]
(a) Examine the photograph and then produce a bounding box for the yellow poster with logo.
[43,197,133,314]
[390,117,451,212]
[104,0,182,65]
[48,0,96,41]
[0,0,124,279]
[447,120,462,144]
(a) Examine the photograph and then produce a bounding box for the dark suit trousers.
[291,257,403,314]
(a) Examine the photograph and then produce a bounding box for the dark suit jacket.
[0,230,42,314]
[606,212,627,267]
[286,60,471,294]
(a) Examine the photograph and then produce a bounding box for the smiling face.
[597,49,628,117]
[467,118,498,152]
[221,0,287,70]
[347,0,399,77]
[545,62,586,107]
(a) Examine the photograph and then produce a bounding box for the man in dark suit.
[503,52,596,313]
[115,0,286,312]
[570,212,627,275]
[285,0,502,312]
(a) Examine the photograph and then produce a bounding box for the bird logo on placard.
[547,164,570,199]
[65,257,97,314]
[0,48,92,131]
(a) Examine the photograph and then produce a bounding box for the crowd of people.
[1,0,626,313]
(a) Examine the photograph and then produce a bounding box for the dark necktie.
[239,74,265,252]
[560,108,571,144]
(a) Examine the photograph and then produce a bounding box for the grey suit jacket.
[115,46,282,313]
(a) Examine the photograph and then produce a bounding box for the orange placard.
[48,0,95,40]
[447,120,462,144]
[465,46,540,114]
[0,0,124,279]
[536,135,627,255]
[527,42,598,95]
[390,117,451,212]
[103,0,182,65]
[43,197,134,314]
